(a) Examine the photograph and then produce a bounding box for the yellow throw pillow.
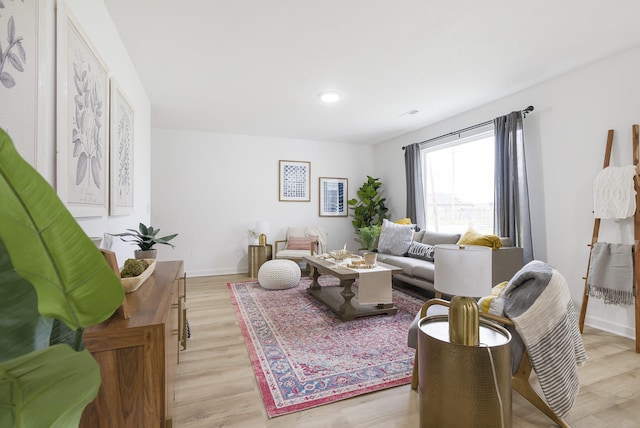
[394,218,412,225]
[479,281,508,314]
[457,228,503,250]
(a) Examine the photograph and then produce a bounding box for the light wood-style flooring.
[174,274,640,427]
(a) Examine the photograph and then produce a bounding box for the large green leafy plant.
[347,176,389,231]
[0,128,125,427]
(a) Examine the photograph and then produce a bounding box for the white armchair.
[274,226,327,269]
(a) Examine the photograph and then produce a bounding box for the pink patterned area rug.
[227,277,424,417]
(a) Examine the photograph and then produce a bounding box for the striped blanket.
[500,261,588,418]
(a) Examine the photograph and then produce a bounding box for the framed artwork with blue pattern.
[279,160,310,202]
[319,177,347,217]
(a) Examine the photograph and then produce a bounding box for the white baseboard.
[185,267,247,277]
[584,315,635,340]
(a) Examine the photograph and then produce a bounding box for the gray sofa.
[369,230,524,294]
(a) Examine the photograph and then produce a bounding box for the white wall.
[151,128,379,276]
[4,0,152,265]
[376,46,640,338]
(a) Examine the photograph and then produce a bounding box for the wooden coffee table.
[302,255,402,321]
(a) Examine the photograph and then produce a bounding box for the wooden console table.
[80,260,185,428]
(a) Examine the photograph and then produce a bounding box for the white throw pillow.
[377,219,414,256]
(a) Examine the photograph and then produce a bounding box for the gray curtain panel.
[404,143,426,229]
[494,111,534,263]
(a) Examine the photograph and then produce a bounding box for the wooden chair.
[411,298,570,428]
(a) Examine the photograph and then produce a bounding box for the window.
[422,130,494,234]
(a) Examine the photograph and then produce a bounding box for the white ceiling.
[103,0,640,145]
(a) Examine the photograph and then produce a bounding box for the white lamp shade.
[255,220,270,235]
[434,244,492,297]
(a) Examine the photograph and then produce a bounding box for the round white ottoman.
[258,259,301,289]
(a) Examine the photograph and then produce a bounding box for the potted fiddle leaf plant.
[110,223,178,259]
[0,128,125,426]
[347,176,389,232]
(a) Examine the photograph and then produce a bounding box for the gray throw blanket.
[499,261,588,418]
[587,242,635,305]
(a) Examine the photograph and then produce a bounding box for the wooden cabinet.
[80,260,184,428]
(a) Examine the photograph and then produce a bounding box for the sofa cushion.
[412,262,436,283]
[421,231,461,246]
[381,255,427,277]
[457,228,503,250]
[371,251,392,263]
[377,219,413,256]
[407,241,435,262]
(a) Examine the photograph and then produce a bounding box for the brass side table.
[248,244,272,278]
[418,314,512,428]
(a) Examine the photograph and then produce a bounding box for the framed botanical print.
[56,2,109,217]
[279,160,310,202]
[109,79,134,216]
[0,0,48,170]
[319,177,348,217]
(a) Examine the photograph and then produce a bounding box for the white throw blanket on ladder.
[593,165,637,219]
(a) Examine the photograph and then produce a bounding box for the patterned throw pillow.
[407,241,435,261]
[377,219,414,256]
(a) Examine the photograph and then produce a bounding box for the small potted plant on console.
[110,223,178,259]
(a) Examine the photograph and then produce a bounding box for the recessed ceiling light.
[319,91,340,103]
[400,109,420,117]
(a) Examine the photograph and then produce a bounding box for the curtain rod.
[402,105,534,150]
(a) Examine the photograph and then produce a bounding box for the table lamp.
[255,220,270,245]
[434,244,492,346]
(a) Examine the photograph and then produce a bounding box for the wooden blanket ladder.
[578,125,640,353]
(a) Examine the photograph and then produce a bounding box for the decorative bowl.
[347,263,376,269]
[120,259,156,293]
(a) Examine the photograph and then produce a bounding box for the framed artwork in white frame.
[109,79,134,215]
[56,1,109,217]
[279,160,310,202]
[319,177,348,217]
[0,0,48,171]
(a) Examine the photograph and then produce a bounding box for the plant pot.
[364,252,378,265]
[135,249,157,260]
